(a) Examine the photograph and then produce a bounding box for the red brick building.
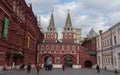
[0,0,44,70]
[37,11,96,68]
[82,29,98,67]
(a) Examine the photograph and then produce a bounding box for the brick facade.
[0,0,44,70]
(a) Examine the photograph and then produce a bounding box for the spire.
[64,9,72,27]
[49,9,55,27]
[89,28,98,37]
[38,16,41,28]
[47,9,56,31]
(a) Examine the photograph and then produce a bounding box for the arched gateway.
[42,54,53,67]
[84,60,92,68]
[64,57,73,68]
[62,54,74,68]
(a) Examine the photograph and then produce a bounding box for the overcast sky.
[25,0,120,39]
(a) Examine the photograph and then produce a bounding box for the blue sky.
[59,0,75,4]
[25,0,120,39]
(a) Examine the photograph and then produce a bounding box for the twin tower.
[43,10,82,44]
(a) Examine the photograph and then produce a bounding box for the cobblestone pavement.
[0,68,119,75]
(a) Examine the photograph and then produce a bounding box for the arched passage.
[84,60,92,68]
[43,55,53,67]
[64,56,73,68]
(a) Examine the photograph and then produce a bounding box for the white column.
[99,51,103,68]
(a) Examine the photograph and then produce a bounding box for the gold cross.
[51,9,54,13]
[68,9,70,13]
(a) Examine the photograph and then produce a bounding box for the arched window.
[114,35,116,44]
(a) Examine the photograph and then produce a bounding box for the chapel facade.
[37,10,96,68]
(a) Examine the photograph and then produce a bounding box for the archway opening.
[44,56,52,67]
[84,60,92,68]
[64,57,73,68]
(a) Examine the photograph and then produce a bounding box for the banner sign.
[2,17,9,39]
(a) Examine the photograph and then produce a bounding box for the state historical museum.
[37,11,96,68]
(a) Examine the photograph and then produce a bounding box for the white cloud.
[109,12,120,25]
[25,0,120,38]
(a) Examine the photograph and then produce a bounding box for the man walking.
[96,65,100,73]
[27,63,31,73]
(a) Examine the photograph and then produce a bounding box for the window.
[98,56,100,65]
[62,46,64,50]
[103,41,104,47]
[47,34,50,38]
[0,9,4,38]
[51,45,54,50]
[67,28,69,30]
[20,9,23,19]
[13,0,16,12]
[72,46,75,50]
[22,12,25,22]
[41,45,44,50]
[107,39,109,46]
[67,45,70,50]
[55,57,60,64]
[110,38,112,45]
[114,36,116,44]
[69,33,72,38]
[50,28,52,31]
[46,46,49,50]
[56,46,59,50]
[65,33,67,39]
[0,53,4,61]
[51,33,54,38]
[110,56,112,64]
[16,5,20,16]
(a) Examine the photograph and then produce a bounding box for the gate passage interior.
[44,56,52,66]
[64,57,73,68]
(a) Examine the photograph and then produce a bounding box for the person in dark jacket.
[96,65,100,73]
[27,63,31,73]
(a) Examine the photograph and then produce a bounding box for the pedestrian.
[27,63,31,73]
[50,64,53,71]
[20,64,25,70]
[114,68,118,74]
[36,63,40,73]
[104,66,107,70]
[62,64,65,71]
[48,64,50,71]
[96,65,100,73]
[45,64,48,71]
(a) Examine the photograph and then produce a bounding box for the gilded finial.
[68,9,70,13]
[51,9,54,14]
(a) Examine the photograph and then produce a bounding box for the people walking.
[104,66,107,70]
[36,63,41,73]
[62,64,66,71]
[48,64,52,71]
[27,63,31,73]
[114,68,118,74]
[96,65,100,73]
[45,63,48,71]
[20,64,25,70]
